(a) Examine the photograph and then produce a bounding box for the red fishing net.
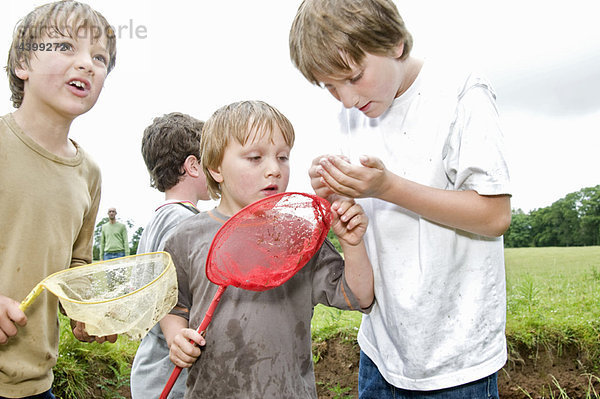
[206,191,332,290]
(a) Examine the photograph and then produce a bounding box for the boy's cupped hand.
[310,154,389,199]
[0,295,27,344]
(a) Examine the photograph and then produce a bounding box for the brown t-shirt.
[0,114,101,397]
[164,209,362,399]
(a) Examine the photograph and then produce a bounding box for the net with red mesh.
[206,191,332,290]
[159,192,332,399]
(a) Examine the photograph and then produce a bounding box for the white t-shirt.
[339,61,511,390]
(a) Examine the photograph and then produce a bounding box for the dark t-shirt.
[164,208,363,399]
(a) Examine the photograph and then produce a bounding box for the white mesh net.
[21,252,177,340]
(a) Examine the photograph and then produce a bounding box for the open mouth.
[68,80,87,91]
[262,185,278,193]
[359,102,371,112]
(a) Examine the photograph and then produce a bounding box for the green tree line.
[504,185,600,248]
[90,184,599,256]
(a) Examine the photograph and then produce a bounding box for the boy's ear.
[208,167,224,184]
[182,155,201,178]
[393,42,405,59]
[14,64,29,81]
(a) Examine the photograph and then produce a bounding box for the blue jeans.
[103,251,125,260]
[359,350,499,399]
[0,389,56,399]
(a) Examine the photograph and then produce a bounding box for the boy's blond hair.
[201,100,295,200]
[289,0,413,86]
[6,0,117,108]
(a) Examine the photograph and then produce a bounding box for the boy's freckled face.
[16,30,110,118]
[317,49,406,119]
[211,126,291,216]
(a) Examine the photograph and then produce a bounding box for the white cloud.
[503,109,600,211]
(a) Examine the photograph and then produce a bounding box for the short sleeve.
[309,240,368,312]
[164,234,191,320]
[443,74,511,196]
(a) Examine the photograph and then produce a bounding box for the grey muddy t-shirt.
[164,209,364,399]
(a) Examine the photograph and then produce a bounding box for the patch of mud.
[313,336,600,398]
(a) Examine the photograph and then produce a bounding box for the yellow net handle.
[19,284,45,312]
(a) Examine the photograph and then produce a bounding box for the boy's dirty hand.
[331,199,368,246]
[169,328,205,368]
[318,155,389,199]
[0,295,27,344]
[71,320,117,344]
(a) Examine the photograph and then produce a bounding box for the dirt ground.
[313,336,600,399]
[100,336,598,399]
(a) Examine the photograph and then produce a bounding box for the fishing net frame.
[20,251,177,340]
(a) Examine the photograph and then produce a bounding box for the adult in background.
[100,207,129,260]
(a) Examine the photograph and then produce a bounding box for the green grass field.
[311,246,600,350]
[52,246,600,397]
[505,246,600,355]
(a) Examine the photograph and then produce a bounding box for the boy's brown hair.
[201,100,295,200]
[6,0,117,108]
[289,0,413,85]
[142,112,205,193]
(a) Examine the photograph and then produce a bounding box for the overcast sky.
[2,0,599,229]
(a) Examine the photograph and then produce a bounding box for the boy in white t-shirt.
[289,0,511,398]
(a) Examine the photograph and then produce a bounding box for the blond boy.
[160,100,374,398]
[290,0,511,397]
[0,1,117,397]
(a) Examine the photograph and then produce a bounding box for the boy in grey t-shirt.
[161,101,374,398]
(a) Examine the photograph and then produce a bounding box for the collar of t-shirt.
[155,200,199,214]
